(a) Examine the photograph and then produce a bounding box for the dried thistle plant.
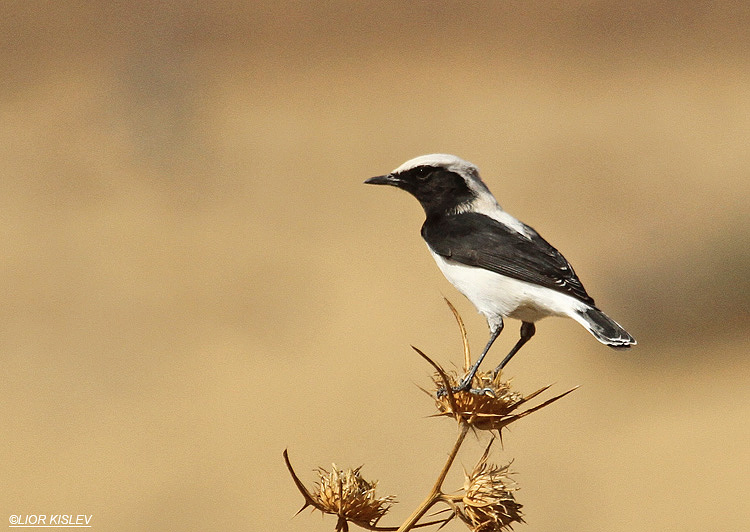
[457,440,524,531]
[315,463,395,530]
[425,367,574,433]
[416,299,577,434]
[284,299,578,532]
[284,451,397,532]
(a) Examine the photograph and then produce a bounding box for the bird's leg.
[492,321,535,377]
[439,321,503,396]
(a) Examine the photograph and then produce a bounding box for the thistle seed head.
[419,300,577,432]
[432,370,525,431]
[311,464,395,529]
[460,444,524,531]
[428,367,576,433]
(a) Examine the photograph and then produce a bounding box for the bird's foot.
[436,379,496,398]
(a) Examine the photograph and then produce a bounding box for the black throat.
[403,167,476,218]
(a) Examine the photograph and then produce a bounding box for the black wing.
[422,212,595,306]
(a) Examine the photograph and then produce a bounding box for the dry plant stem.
[395,421,471,532]
[443,298,471,372]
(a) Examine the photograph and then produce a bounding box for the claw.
[436,385,497,398]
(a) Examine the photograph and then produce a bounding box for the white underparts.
[429,249,588,328]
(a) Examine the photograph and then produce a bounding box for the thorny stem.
[395,420,471,532]
[285,301,576,531]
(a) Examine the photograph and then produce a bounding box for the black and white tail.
[574,307,636,349]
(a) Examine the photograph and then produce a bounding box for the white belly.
[429,250,587,326]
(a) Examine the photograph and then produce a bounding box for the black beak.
[364,173,401,186]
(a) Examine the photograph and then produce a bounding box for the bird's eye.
[415,167,431,181]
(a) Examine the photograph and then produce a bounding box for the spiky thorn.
[412,345,463,423]
[443,298,472,373]
[283,449,318,516]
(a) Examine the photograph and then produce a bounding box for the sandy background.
[2,2,749,531]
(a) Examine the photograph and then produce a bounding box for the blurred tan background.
[2,2,749,531]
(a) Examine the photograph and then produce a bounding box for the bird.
[365,153,635,392]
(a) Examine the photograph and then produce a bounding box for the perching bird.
[365,154,635,392]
